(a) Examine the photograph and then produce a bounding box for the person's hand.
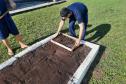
[55,31,61,36]
[72,39,81,51]
[0,11,9,20]
[9,0,16,10]
[0,15,2,19]
[0,11,2,19]
[75,39,81,46]
[0,15,4,20]
[11,2,16,9]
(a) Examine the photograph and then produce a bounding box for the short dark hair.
[60,7,71,17]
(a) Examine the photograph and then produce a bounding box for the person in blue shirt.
[0,0,28,56]
[56,2,88,50]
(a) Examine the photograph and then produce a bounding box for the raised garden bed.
[0,34,99,84]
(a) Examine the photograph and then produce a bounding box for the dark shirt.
[67,2,88,23]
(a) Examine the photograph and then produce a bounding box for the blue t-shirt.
[68,2,88,23]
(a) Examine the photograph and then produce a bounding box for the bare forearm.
[0,11,9,20]
[57,20,65,33]
[78,23,85,40]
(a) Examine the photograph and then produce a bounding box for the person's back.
[68,2,88,13]
[67,2,88,23]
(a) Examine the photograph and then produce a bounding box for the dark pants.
[69,15,88,40]
[0,0,19,40]
[0,13,19,40]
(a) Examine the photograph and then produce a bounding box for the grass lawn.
[0,0,126,83]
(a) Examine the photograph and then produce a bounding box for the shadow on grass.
[86,24,111,42]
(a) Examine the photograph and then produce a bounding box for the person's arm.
[0,16,2,20]
[0,11,9,20]
[6,0,16,10]
[78,22,84,42]
[56,19,65,35]
[72,22,85,51]
[0,0,16,20]
[10,0,16,9]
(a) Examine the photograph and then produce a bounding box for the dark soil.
[0,34,91,84]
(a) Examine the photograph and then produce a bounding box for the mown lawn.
[0,0,126,83]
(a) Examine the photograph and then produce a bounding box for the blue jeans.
[69,15,88,40]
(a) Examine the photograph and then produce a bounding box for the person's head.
[60,7,72,20]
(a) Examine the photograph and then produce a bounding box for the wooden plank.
[51,39,73,51]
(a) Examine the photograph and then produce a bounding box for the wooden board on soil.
[52,34,75,49]
[0,35,91,84]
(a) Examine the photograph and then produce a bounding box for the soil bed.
[0,35,91,84]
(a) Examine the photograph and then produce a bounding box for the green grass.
[0,0,126,83]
